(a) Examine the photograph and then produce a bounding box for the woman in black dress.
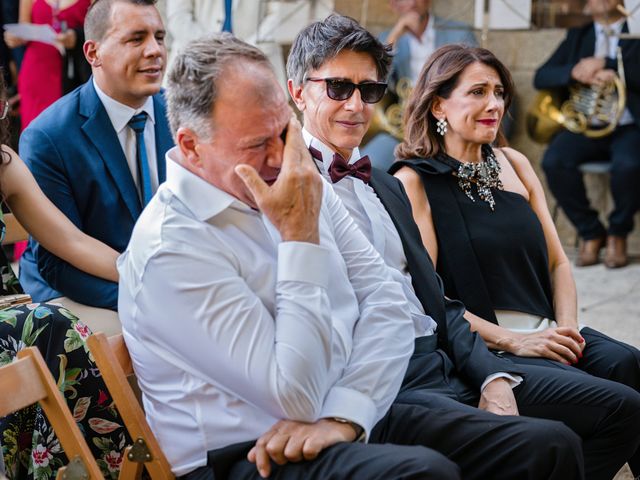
[0,73,127,479]
[391,43,640,475]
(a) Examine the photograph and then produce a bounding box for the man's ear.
[287,79,305,112]
[176,128,202,170]
[83,40,101,67]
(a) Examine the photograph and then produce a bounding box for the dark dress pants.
[180,412,461,480]
[399,336,640,480]
[542,124,640,239]
[502,325,640,476]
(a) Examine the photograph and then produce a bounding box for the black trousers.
[501,325,640,476]
[542,124,640,239]
[181,413,461,480]
[182,333,640,480]
[398,335,640,480]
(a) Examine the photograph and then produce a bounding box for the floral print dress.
[0,210,130,479]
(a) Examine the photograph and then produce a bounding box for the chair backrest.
[0,347,103,480]
[87,332,174,480]
[1,213,28,245]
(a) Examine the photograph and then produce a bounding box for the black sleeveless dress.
[390,156,555,325]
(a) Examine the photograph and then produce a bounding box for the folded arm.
[124,238,334,422]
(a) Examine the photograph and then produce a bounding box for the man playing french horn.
[535,0,640,268]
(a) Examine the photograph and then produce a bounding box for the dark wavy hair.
[396,44,514,161]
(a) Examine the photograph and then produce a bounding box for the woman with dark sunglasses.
[391,43,640,477]
[0,74,128,479]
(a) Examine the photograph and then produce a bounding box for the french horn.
[526,48,627,143]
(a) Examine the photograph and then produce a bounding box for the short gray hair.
[166,34,271,140]
[287,14,392,86]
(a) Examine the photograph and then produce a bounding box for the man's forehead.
[311,51,379,80]
[106,2,163,35]
[214,85,289,137]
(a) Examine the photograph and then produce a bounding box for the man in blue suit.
[19,0,173,326]
[363,0,476,170]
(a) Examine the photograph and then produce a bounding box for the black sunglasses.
[305,77,387,104]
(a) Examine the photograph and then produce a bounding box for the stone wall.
[334,0,640,253]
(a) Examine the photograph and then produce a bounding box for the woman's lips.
[478,119,498,126]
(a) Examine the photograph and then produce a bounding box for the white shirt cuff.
[319,386,377,441]
[480,372,523,392]
[277,242,331,287]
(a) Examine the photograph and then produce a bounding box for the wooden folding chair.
[0,347,103,480]
[87,332,174,480]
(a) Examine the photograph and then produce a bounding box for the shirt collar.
[422,15,435,42]
[302,128,362,178]
[93,78,156,134]
[165,147,253,222]
[594,18,625,36]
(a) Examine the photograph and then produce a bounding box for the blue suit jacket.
[19,80,174,309]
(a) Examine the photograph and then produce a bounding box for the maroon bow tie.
[308,146,372,184]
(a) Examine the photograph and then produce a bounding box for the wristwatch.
[330,417,366,442]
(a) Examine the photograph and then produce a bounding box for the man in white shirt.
[18,0,174,334]
[287,13,640,480]
[118,33,472,479]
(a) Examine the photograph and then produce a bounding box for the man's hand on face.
[478,377,519,416]
[235,117,323,245]
[571,57,606,85]
[248,418,358,478]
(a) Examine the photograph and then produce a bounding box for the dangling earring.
[436,117,448,136]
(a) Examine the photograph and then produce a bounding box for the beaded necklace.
[434,145,503,210]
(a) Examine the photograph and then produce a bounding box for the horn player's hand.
[593,69,617,87]
[571,56,606,85]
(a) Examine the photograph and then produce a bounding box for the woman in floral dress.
[0,74,128,479]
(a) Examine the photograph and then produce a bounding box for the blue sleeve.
[19,125,118,309]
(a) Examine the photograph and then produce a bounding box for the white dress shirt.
[408,15,436,82]
[93,79,160,200]
[593,19,633,126]
[117,147,414,475]
[303,130,521,392]
[305,129,436,338]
